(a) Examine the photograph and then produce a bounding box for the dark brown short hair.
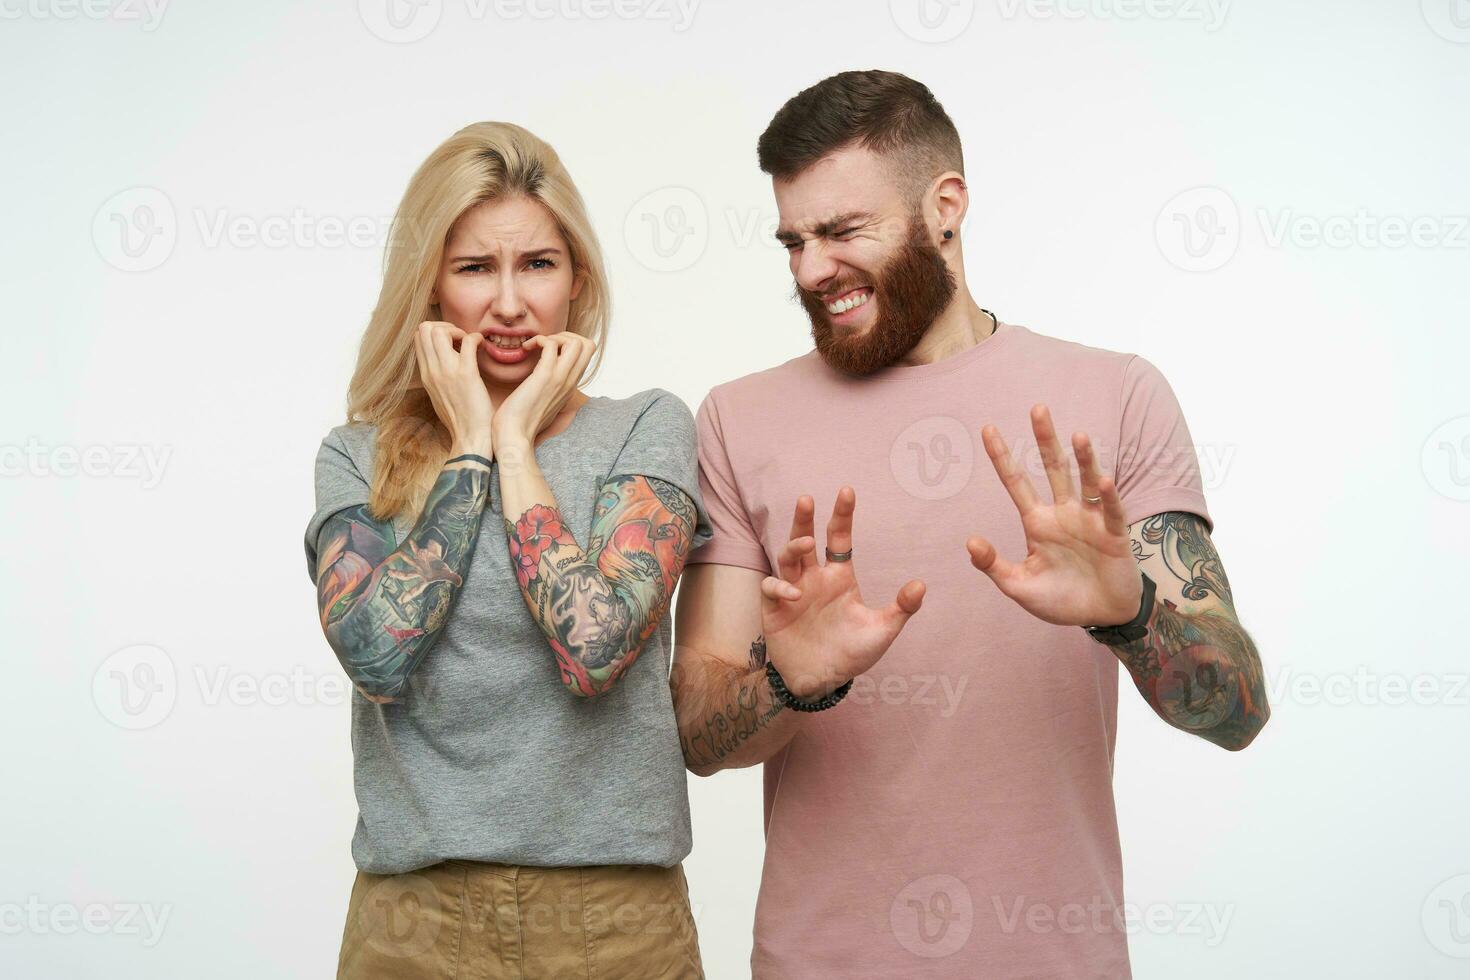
[757,70,963,199]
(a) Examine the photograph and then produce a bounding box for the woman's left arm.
[498,444,696,697]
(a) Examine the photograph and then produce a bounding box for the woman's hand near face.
[490,332,596,449]
[415,321,495,458]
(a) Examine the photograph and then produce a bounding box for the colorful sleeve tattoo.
[503,474,696,697]
[1112,511,1271,750]
[313,461,491,702]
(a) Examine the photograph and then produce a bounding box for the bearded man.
[670,69,1269,979]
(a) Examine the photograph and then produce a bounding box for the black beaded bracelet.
[446,453,493,469]
[765,661,853,712]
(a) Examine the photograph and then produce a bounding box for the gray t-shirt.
[303,388,714,874]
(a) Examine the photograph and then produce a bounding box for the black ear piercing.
[942,229,953,240]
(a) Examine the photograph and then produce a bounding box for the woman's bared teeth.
[826,289,872,315]
[485,333,526,349]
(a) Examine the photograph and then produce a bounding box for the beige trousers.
[336,859,704,980]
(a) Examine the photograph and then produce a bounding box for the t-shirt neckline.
[864,318,1018,382]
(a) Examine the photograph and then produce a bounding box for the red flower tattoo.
[508,504,567,584]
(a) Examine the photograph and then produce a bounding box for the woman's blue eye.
[456,263,486,274]
[527,258,555,270]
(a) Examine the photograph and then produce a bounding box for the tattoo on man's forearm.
[1115,513,1267,749]
[677,651,785,772]
[1137,512,1235,612]
[315,463,490,702]
[747,634,767,672]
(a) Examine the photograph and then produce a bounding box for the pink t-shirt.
[686,320,1211,979]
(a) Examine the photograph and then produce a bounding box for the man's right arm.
[671,561,803,777]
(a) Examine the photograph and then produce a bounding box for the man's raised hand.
[760,487,925,699]
[965,403,1143,627]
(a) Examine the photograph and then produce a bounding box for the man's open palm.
[966,404,1143,627]
[760,488,925,698]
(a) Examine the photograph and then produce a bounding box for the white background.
[3,0,1468,977]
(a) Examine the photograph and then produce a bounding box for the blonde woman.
[304,122,710,979]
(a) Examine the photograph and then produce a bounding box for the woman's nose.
[490,271,526,322]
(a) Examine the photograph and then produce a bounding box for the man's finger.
[1031,404,1074,505]
[981,424,1039,516]
[761,575,802,621]
[880,579,926,635]
[789,495,818,572]
[777,535,815,585]
[966,535,1020,586]
[825,486,855,566]
[1098,476,1128,538]
[761,575,802,603]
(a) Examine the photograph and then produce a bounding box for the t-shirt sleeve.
[303,428,373,582]
[1115,355,1214,533]
[605,389,715,554]
[685,390,771,573]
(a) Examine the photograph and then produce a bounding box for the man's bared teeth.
[826,290,871,315]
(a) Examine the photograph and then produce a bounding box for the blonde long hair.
[343,121,610,525]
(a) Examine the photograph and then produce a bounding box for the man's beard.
[797,216,957,377]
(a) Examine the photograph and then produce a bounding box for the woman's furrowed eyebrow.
[448,246,565,262]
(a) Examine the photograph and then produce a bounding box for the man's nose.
[793,240,839,295]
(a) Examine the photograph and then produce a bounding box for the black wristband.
[765,661,853,712]
[1083,572,1156,645]
[446,453,493,469]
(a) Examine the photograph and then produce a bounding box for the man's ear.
[931,171,968,240]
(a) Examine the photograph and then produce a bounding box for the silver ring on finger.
[1082,494,1103,504]
[825,547,853,562]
